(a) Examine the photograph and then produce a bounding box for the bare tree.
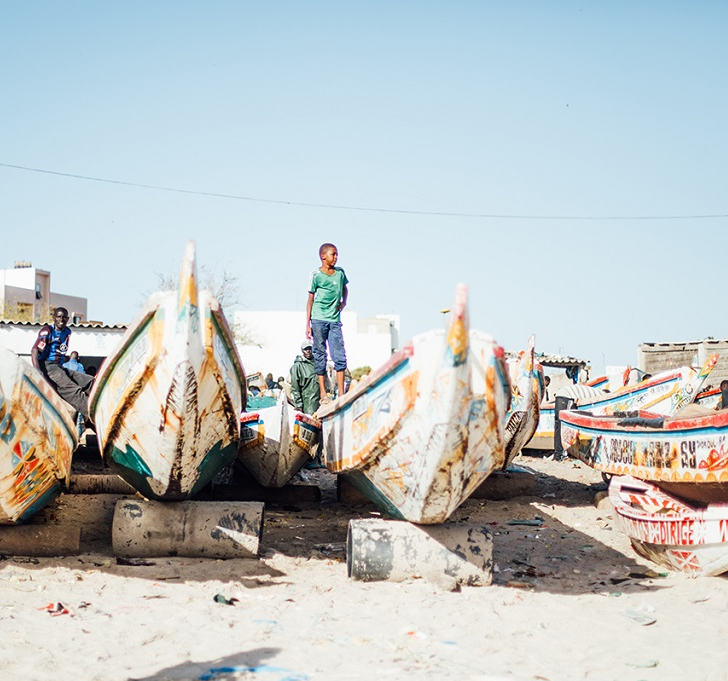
[149,266,259,347]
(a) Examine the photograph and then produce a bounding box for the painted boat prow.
[0,346,78,524]
[610,475,728,576]
[89,241,245,501]
[503,334,542,467]
[318,283,510,524]
[238,390,321,487]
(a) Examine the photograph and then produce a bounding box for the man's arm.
[31,345,41,372]
[290,364,303,410]
[31,327,49,372]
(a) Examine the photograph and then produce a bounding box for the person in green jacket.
[290,340,321,415]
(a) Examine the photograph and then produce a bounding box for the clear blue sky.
[2,2,727,374]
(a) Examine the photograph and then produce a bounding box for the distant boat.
[503,335,542,468]
[610,475,728,576]
[0,345,77,524]
[238,390,322,487]
[317,284,510,524]
[527,356,718,451]
[696,386,721,409]
[89,242,246,500]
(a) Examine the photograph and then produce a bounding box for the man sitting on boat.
[31,307,94,422]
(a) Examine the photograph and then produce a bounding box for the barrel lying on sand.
[112,499,264,559]
[347,518,493,586]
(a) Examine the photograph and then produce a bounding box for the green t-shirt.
[309,267,349,322]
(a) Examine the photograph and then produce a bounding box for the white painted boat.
[562,356,717,416]
[610,475,728,576]
[0,345,77,523]
[527,357,717,452]
[503,335,542,468]
[238,390,322,487]
[317,284,511,524]
[560,404,728,504]
[88,242,246,501]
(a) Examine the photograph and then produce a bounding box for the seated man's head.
[53,307,69,330]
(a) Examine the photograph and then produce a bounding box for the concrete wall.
[0,322,127,371]
[637,339,728,388]
[234,309,400,379]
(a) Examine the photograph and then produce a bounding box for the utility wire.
[1,161,727,221]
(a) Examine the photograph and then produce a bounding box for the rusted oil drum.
[347,518,493,586]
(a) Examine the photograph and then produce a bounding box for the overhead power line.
[1,161,726,221]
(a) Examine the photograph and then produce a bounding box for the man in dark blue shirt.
[32,307,94,419]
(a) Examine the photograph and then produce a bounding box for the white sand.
[1,454,727,681]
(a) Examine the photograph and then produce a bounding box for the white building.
[0,321,127,373]
[234,309,400,379]
[0,261,88,323]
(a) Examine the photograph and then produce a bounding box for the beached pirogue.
[560,401,728,575]
[238,390,322,487]
[317,284,511,524]
[0,345,77,523]
[89,242,246,500]
[503,336,542,469]
[528,357,718,451]
[610,475,728,577]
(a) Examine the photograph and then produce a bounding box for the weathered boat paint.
[237,390,322,487]
[560,407,728,484]
[0,345,77,524]
[89,242,246,500]
[527,356,718,451]
[610,475,728,576]
[503,335,542,468]
[317,284,510,524]
[695,386,721,409]
[574,355,717,416]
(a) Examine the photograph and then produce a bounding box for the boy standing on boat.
[305,242,348,403]
[31,307,94,420]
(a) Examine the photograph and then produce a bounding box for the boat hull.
[560,408,728,485]
[503,336,541,468]
[319,285,510,524]
[89,243,245,500]
[238,391,322,487]
[610,475,728,576]
[0,346,77,524]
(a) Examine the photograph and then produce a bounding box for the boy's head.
[721,380,728,391]
[319,243,337,260]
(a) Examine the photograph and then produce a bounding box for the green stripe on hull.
[189,439,238,497]
[108,440,237,500]
[342,469,406,520]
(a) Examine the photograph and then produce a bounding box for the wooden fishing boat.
[238,390,322,487]
[562,356,718,417]
[317,284,511,524]
[88,242,246,501]
[560,405,728,504]
[696,386,721,409]
[0,345,78,524]
[528,357,718,452]
[503,336,542,468]
[609,475,728,576]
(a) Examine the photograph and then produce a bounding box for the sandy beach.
[1,447,727,681]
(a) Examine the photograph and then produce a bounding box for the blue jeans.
[311,320,347,375]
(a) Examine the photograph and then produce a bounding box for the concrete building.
[638,338,728,387]
[233,309,400,379]
[0,261,88,323]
